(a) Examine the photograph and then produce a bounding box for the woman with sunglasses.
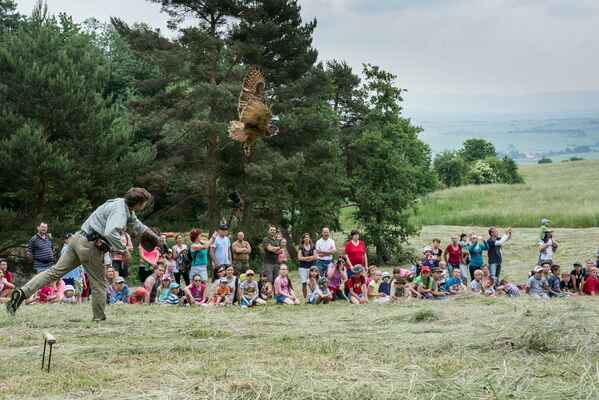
[207,266,227,299]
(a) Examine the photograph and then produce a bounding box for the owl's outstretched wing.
[238,66,266,119]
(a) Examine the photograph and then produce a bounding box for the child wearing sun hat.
[163,282,181,305]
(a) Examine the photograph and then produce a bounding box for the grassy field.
[2,225,599,400]
[414,160,599,228]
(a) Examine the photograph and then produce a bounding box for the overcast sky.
[16,0,599,115]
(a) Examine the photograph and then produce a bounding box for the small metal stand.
[41,332,56,372]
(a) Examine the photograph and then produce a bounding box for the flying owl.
[228,66,277,157]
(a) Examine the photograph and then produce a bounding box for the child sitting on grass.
[0,269,14,302]
[163,282,181,305]
[444,268,466,295]
[431,268,449,299]
[327,259,348,301]
[496,278,520,297]
[157,275,172,304]
[582,268,599,296]
[560,272,576,293]
[527,266,549,299]
[547,264,566,297]
[482,276,496,297]
[367,269,384,302]
[274,264,300,305]
[481,265,495,289]
[307,268,332,304]
[109,277,129,304]
[26,280,63,305]
[239,269,264,308]
[570,262,586,293]
[184,273,207,306]
[306,266,322,304]
[470,269,484,294]
[414,266,434,299]
[318,277,332,304]
[347,265,368,304]
[61,285,78,304]
[258,272,273,301]
[209,278,232,305]
[379,272,391,297]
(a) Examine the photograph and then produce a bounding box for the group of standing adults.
[164,224,366,286]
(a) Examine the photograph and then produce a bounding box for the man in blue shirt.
[210,224,232,273]
[7,188,162,321]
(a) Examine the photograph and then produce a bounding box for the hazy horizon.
[15,0,599,117]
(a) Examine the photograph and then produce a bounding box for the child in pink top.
[0,269,15,301]
[274,264,299,305]
[184,273,207,306]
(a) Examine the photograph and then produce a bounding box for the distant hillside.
[413,160,599,228]
[410,111,599,157]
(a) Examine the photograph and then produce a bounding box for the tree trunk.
[35,179,46,220]
[207,131,219,231]
[206,17,219,233]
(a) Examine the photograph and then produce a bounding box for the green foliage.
[538,157,553,164]
[0,4,154,254]
[485,156,524,184]
[0,0,20,33]
[433,150,468,188]
[434,139,522,187]
[467,160,498,185]
[460,138,496,162]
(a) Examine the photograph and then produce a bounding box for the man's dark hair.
[124,187,152,207]
[0,258,6,264]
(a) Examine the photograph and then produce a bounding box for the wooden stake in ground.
[41,332,56,373]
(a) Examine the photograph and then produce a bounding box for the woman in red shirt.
[444,236,463,278]
[344,230,367,271]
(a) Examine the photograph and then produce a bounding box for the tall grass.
[414,160,599,227]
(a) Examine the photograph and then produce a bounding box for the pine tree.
[114,0,342,246]
[0,0,20,33]
[0,4,154,252]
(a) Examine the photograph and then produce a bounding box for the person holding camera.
[538,229,558,266]
[486,226,512,284]
[6,188,165,321]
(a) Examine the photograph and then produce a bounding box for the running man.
[6,188,164,321]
